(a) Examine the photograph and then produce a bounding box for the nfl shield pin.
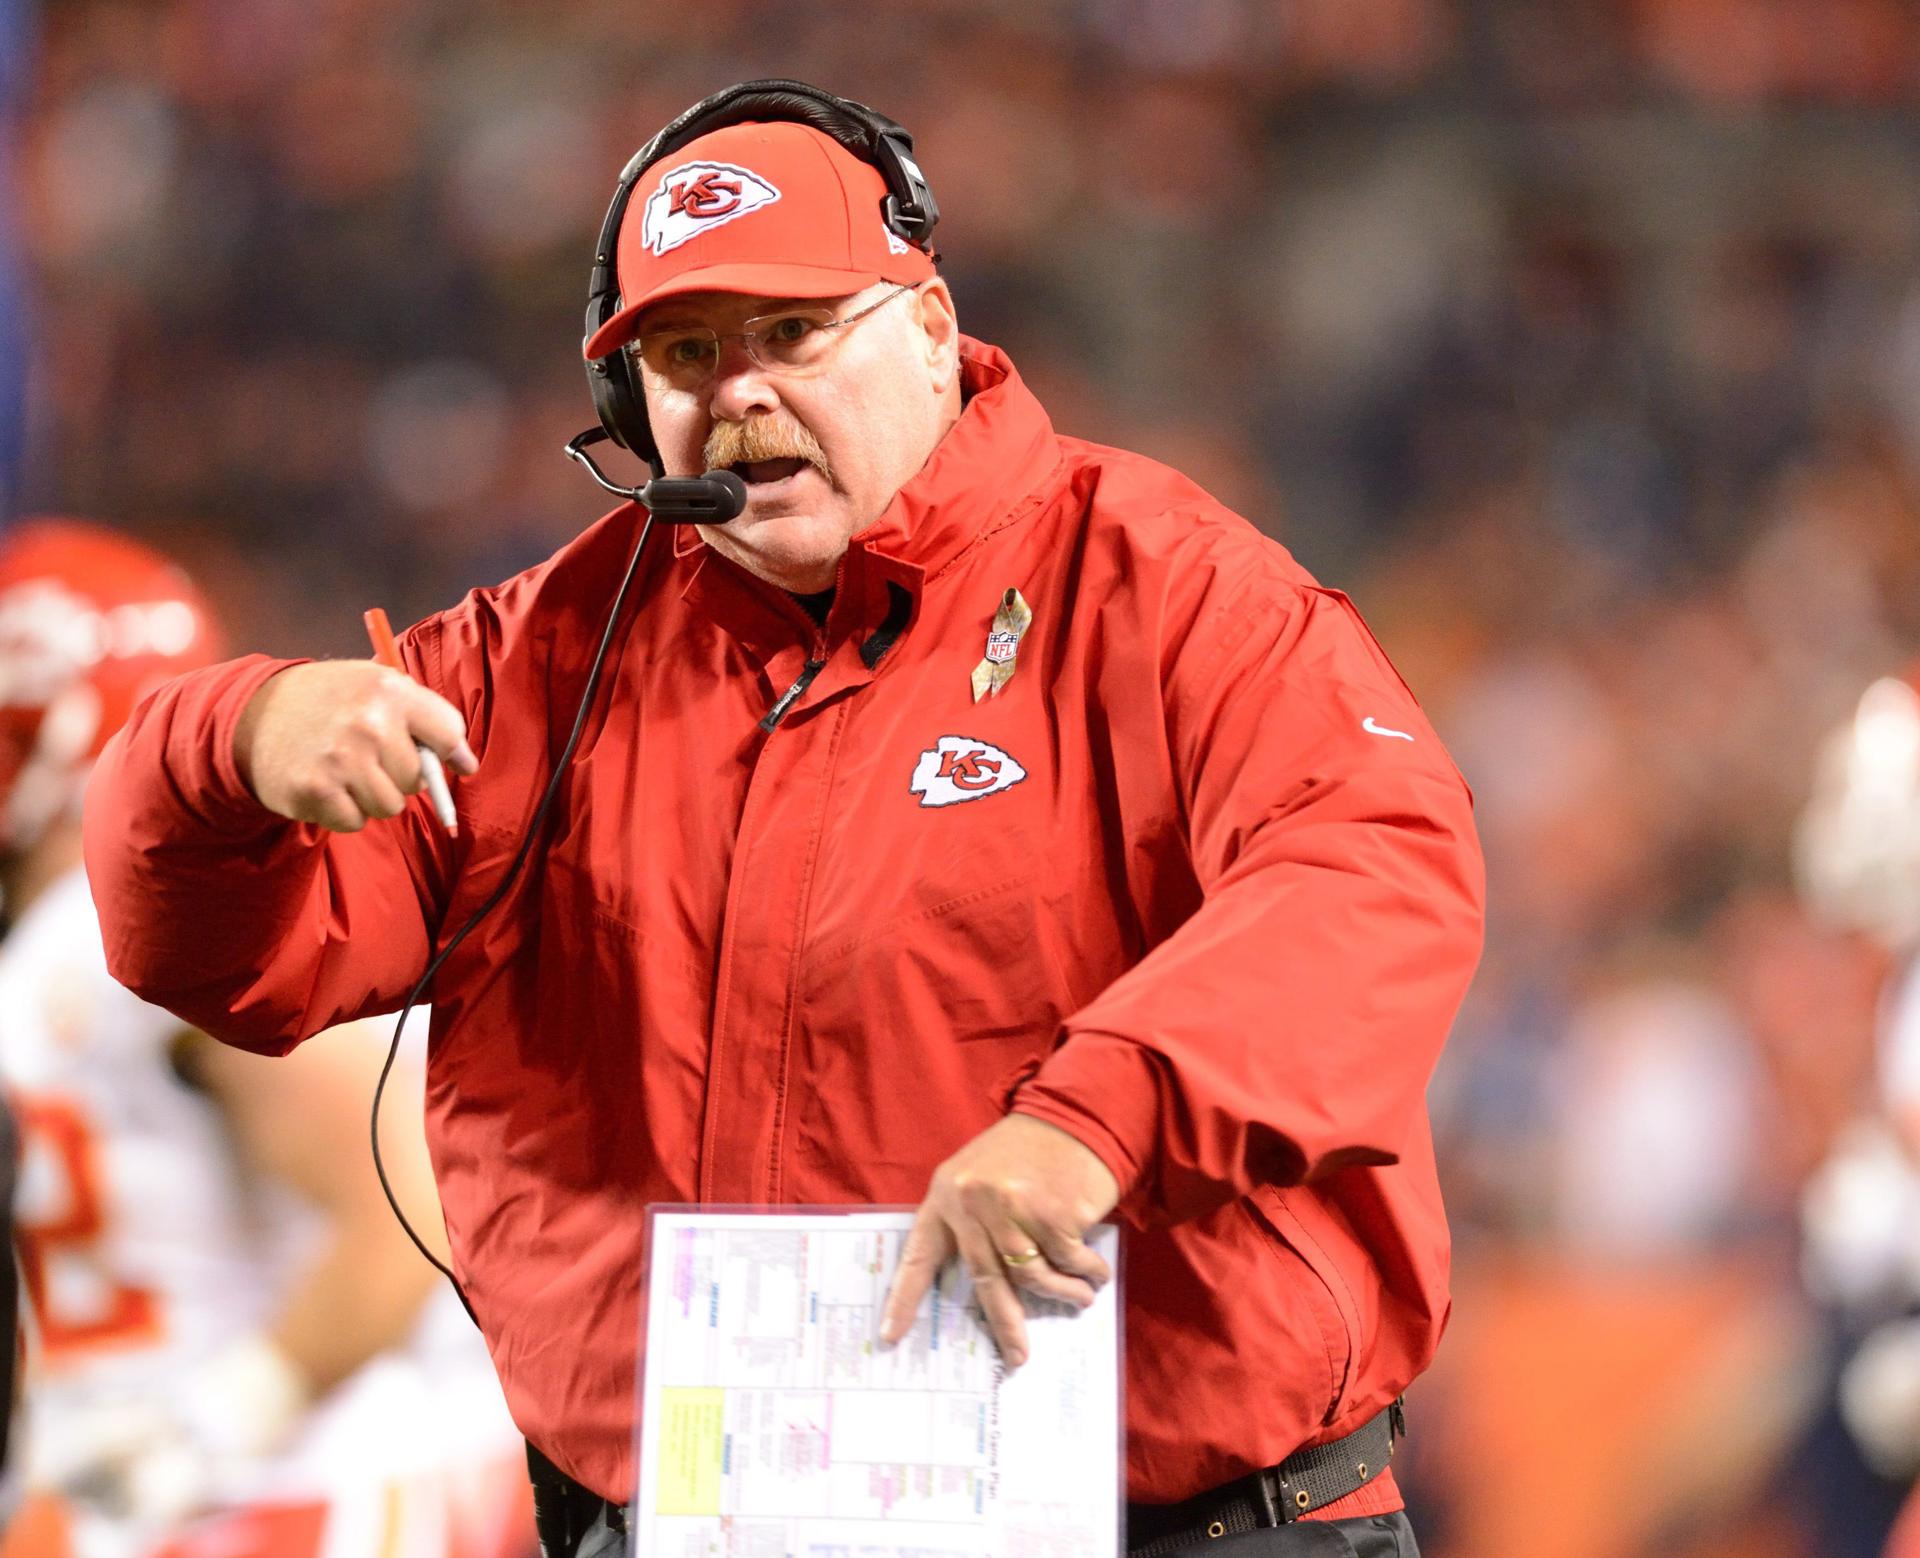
[970,587,1032,702]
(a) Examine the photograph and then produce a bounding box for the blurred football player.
[1795,669,1920,1556]
[0,520,532,1558]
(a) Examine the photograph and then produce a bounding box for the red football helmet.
[0,520,221,854]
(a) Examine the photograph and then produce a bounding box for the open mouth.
[728,457,810,488]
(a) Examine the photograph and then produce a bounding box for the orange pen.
[363,607,458,836]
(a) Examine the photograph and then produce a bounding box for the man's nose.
[707,337,781,423]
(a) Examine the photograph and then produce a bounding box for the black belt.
[1126,1400,1404,1557]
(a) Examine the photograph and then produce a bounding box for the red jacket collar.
[850,336,1062,583]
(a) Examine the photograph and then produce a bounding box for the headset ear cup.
[584,295,660,470]
[592,349,657,466]
[605,353,658,470]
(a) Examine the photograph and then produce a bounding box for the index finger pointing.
[880,1208,954,1345]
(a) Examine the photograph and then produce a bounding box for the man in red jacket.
[82,84,1484,1557]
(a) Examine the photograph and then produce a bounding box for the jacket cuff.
[1009,1030,1163,1208]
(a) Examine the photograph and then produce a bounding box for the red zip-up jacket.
[85,340,1484,1509]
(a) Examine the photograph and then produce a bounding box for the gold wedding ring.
[1002,1246,1043,1266]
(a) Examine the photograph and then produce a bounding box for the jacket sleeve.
[1010,569,1486,1226]
[82,641,459,1056]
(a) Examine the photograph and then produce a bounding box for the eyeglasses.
[629,284,917,389]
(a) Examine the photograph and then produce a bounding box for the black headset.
[579,78,941,474]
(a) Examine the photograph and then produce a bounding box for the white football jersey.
[0,868,530,1558]
[0,869,286,1399]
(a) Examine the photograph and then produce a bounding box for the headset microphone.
[640,469,747,524]
[562,429,748,524]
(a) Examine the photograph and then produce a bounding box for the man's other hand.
[880,1114,1119,1369]
[234,662,477,833]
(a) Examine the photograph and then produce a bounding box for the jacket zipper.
[759,653,826,731]
[757,556,855,735]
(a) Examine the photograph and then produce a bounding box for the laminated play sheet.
[634,1207,1123,1557]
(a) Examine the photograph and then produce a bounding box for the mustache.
[703,416,834,483]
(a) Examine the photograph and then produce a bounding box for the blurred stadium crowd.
[10,1,1920,1555]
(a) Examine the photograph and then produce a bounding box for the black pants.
[556,1507,1419,1557]
[1131,1510,1419,1557]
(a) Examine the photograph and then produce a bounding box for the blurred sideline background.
[9,2,1920,1555]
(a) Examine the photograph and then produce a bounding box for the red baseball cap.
[582,120,938,361]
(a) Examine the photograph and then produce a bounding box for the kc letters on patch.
[909,736,1028,808]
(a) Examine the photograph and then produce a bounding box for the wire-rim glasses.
[630,284,918,388]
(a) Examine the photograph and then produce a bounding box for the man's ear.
[915,280,961,393]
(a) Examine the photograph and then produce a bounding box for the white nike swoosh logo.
[1363,717,1414,741]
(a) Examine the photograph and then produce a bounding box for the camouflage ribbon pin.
[970,587,1032,703]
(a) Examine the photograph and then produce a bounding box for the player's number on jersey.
[12,1094,161,1360]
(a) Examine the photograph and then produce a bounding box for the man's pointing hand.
[235,662,478,834]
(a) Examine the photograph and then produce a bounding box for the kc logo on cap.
[641,160,782,257]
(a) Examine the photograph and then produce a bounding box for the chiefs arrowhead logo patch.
[641,160,781,256]
[909,736,1027,808]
